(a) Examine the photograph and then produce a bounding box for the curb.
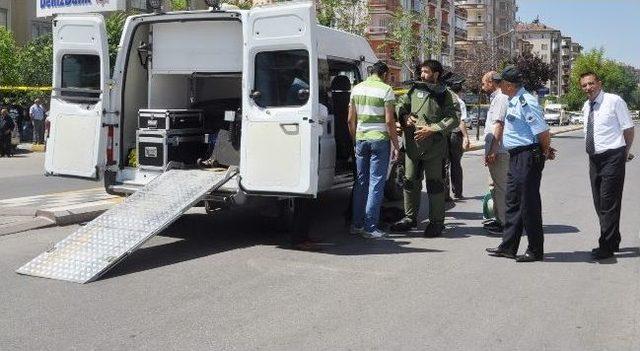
[35,199,122,226]
[465,125,583,152]
[17,143,45,153]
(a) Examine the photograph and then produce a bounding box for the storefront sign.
[37,0,126,18]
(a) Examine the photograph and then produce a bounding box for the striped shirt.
[350,75,395,140]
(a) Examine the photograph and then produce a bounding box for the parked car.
[544,103,564,125]
[468,106,488,127]
[568,111,584,124]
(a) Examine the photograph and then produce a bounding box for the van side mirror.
[250,90,262,101]
[297,88,310,102]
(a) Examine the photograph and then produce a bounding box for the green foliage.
[0,27,19,86]
[384,6,439,74]
[17,35,53,87]
[316,0,369,35]
[105,12,133,74]
[565,49,639,110]
[170,0,189,10]
[507,51,553,93]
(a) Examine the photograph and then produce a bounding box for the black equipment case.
[137,129,207,170]
[138,109,204,130]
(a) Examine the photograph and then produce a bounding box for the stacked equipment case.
[136,109,207,170]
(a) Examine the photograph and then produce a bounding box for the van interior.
[119,19,358,176]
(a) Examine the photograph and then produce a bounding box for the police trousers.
[499,144,545,256]
[589,146,626,253]
[403,153,446,224]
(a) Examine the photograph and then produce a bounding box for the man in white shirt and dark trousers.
[481,71,510,234]
[29,99,46,144]
[580,72,635,260]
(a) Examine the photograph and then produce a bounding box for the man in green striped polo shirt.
[347,61,401,239]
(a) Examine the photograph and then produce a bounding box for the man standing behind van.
[348,61,400,238]
[481,71,510,234]
[29,99,46,144]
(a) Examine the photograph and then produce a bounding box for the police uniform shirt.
[581,90,634,154]
[502,87,549,150]
[484,89,510,153]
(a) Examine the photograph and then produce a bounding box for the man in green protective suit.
[390,60,460,237]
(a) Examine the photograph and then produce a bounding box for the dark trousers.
[589,146,626,253]
[444,131,464,198]
[499,145,545,256]
[0,135,10,156]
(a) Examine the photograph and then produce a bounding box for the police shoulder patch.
[416,91,425,98]
[526,114,535,122]
[519,95,528,107]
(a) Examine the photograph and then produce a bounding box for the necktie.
[585,100,596,155]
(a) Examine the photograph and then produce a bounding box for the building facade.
[454,0,516,59]
[516,20,564,95]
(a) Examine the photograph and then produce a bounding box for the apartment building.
[516,19,563,95]
[454,0,516,58]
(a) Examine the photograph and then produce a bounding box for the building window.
[0,9,8,29]
[31,21,52,38]
[128,0,148,10]
[542,54,547,61]
[541,44,548,50]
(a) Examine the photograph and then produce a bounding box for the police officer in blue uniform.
[486,65,555,262]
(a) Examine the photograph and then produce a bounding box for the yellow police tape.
[0,86,52,91]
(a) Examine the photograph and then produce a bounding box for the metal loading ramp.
[17,168,237,284]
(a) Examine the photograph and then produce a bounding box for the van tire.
[277,197,312,236]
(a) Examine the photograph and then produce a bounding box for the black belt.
[508,143,540,156]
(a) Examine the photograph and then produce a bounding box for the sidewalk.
[0,188,122,236]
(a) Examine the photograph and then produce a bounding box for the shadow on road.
[544,247,639,264]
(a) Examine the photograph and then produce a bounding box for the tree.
[564,49,639,110]
[454,42,497,95]
[316,0,369,35]
[16,35,53,87]
[506,51,553,93]
[0,27,19,86]
[383,5,439,78]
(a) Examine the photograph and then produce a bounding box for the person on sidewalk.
[29,99,46,144]
[481,71,510,235]
[390,60,460,237]
[579,72,635,260]
[444,83,471,201]
[486,65,555,262]
[348,61,401,239]
[0,108,15,157]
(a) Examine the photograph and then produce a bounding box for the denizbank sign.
[37,0,125,17]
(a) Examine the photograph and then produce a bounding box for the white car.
[569,111,584,124]
[544,104,563,126]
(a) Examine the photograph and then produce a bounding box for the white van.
[44,2,380,213]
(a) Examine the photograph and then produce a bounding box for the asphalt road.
[0,151,100,200]
[1,129,638,350]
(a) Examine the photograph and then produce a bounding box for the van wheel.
[384,160,404,201]
[277,197,312,235]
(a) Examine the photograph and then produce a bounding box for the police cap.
[495,65,522,84]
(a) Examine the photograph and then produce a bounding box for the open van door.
[241,3,321,196]
[44,14,109,179]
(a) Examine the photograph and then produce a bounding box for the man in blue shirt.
[486,65,555,262]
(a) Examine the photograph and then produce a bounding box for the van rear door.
[241,3,321,196]
[44,14,109,179]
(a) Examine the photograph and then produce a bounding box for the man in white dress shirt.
[481,71,510,234]
[580,72,635,260]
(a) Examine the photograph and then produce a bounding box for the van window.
[254,50,309,108]
[60,54,101,100]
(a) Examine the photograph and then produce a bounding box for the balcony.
[456,0,486,9]
[441,0,451,10]
[366,26,389,35]
[441,22,450,31]
[369,0,400,12]
[455,27,467,39]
